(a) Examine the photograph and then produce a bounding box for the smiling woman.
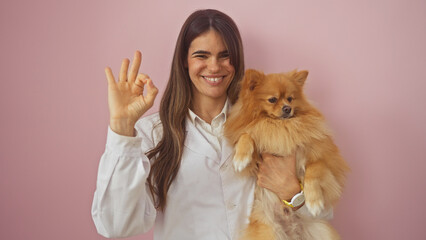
[92,10,249,239]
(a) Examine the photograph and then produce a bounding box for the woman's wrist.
[110,119,136,137]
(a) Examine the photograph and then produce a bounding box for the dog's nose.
[282,106,292,114]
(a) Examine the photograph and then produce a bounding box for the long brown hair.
[146,9,245,211]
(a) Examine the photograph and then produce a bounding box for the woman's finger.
[132,74,147,94]
[128,51,142,84]
[105,67,116,86]
[135,73,150,86]
[144,78,158,106]
[119,58,130,82]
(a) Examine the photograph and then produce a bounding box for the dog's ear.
[290,69,309,87]
[243,69,264,91]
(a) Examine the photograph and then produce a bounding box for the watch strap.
[282,183,304,208]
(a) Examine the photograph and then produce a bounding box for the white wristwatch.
[282,183,305,208]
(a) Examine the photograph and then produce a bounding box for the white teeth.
[203,76,223,82]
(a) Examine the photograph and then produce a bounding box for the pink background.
[1,0,425,239]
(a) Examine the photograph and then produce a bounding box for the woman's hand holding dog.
[105,51,158,136]
[257,153,301,207]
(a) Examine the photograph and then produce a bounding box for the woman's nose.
[207,58,220,72]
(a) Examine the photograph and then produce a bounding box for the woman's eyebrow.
[191,50,229,56]
[191,50,210,55]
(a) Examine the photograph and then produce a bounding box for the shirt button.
[220,162,228,171]
[227,202,237,210]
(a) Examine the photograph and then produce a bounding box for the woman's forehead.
[188,30,227,53]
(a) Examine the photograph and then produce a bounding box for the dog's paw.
[233,134,255,172]
[233,155,252,172]
[304,180,325,217]
[305,198,325,217]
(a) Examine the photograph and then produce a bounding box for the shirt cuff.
[106,126,143,156]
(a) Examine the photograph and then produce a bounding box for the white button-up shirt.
[92,104,329,240]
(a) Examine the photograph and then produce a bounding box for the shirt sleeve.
[91,123,157,238]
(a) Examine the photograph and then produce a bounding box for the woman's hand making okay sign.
[105,51,158,136]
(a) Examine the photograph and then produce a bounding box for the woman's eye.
[287,97,293,103]
[194,55,207,59]
[219,53,230,59]
[268,97,277,103]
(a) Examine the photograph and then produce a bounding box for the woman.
[92,9,325,239]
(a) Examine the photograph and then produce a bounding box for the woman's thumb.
[145,79,158,105]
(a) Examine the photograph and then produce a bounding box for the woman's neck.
[191,96,227,124]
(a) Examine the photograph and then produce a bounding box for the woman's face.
[187,29,235,105]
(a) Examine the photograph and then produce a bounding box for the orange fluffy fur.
[224,69,349,240]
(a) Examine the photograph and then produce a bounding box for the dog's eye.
[268,97,277,103]
[287,97,293,103]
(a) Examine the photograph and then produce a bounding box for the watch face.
[292,193,305,207]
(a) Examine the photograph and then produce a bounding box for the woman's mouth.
[202,76,225,85]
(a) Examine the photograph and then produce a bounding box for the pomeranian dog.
[224,69,349,240]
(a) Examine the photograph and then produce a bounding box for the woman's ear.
[243,69,264,91]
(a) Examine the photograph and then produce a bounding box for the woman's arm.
[92,51,159,237]
[257,153,300,204]
[257,153,333,218]
[91,121,158,238]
